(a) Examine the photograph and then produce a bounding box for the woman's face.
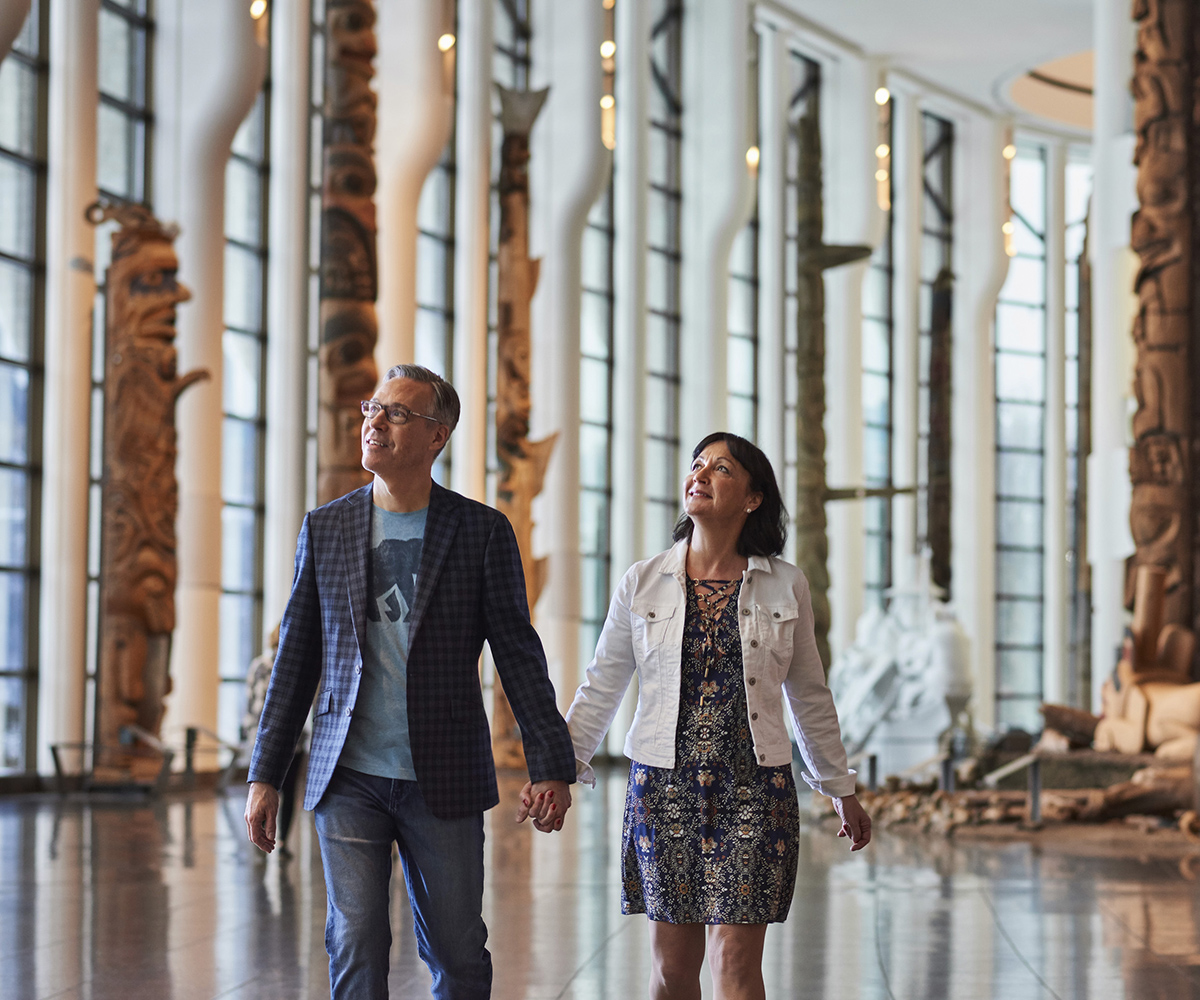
[683,443,762,524]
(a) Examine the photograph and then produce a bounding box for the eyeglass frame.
[360,398,444,427]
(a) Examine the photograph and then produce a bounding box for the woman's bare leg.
[647,920,706,1000]
[706,924,768,1000]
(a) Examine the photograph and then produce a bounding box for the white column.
[529,0,606,709]
[608,0,649,753]
[949,112,1009,731]
[1043,141,1068,705]
[37,0,98,774]
[0,0,31,59]
[1089,0,1138,711]
[375,0,455,371]
[450,0,492,503]
[155,0,267,751]
[889,85,922,586]
[755,23,786,480]
[262,0,311,643]
[677,0,749,454]
[821,54,875,660]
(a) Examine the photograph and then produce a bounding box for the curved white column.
[375,0,454,371]
[154,0,267,751]
[37,0,98,774]
[678,0,749,456]
[262,0,311,644]
[1089,0,1138,712]
[450,0,492,503]
[529,0,606,710]
[608,0,649,753]
[0,0,31,60]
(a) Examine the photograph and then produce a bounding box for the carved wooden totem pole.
[792,75,871,672]
[928,268,953,597]
[88,201,207,777]
[318,0,379,505]
[1127,0,1197,645]
[492,85,556,768]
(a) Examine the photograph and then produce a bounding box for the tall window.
[916,112,952,556]
[0,2,47,774]
[862,99,894,610]
[726,29,759,442]
[994,142,1047,731]
[218,89,270,744]
[644,0,683,549]
[1065,154,1092,706]
[303,2,326,511]
[88,0,155,746]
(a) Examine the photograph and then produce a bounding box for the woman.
[521,432,869,1000]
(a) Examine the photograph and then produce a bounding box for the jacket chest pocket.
[757,604,800,666]
[630,601,675,663]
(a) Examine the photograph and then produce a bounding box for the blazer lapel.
[406,482,459,648]
[341,483,374,658]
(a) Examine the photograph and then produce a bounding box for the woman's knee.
[707,926,766,983]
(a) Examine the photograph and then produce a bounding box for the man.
[244,365,575,1000]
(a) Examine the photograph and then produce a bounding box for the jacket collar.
[659,537,773,580]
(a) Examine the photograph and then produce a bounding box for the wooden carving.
[87,201,207,776]
[1127,0,1195,634]
[792,70,871,673]
[1074,219,1093,703]
[492,85,556,768]
[318,0,379,505]
[927,268,953,597]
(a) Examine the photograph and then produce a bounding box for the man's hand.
[245,781,281,853]
[833,793,872,851]
[515,779,572,833]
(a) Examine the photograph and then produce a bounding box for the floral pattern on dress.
[620,578,800,924]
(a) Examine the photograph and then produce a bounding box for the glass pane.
[417,165,451,234]
[579,489,608,555]
[644,499,677,553]
[0,467,27,567]
[644,435,678,503]
[728,396,755,442]
[996,402,1043,451]
[729,225,755,278]
[580,356,610,426]
[645,311,677,376]
[646,188,678,255]
[1011,152,1046,231]
[416,232,448,307]
[996,353,1045,403]
[0,259,32,362]
[224,243,263,333]
[219,592,255,682]
[863,372,890,429]
[862,264,890,320]
[862,317,889,373]
[223,330,261,420]
[224,157,263,247]
[995,302,1044,354]
[221,505,258,593]
[580,556,609,630]
[998,649,1042,695]
[0,362,29,464]
[582,225,611,292]
[0,569,25,669]
[579,423,609,490]
[726,335,754,396]
[97,102,133,197]
[727,278,754,338]
[996,451,1043,498]
[0,674,22,772]
[414,308,450,375]
[998,549,1043,597]
[1001,255,1045,307]
[997,696,1041,734]
[998,598,1043,646]
[0,157,34,259]
[221,417,259,506]
[231,94,265,161]
[580,290,610,360]
[98,9,135,103]
[645,373,676,440]
[864,426,890,481]
[218,678,244,747]
[0,58,37,157]
[997,499,1042,549]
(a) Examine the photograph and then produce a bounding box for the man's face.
[360,378,449,483]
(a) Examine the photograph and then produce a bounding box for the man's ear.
[431,423,451,453]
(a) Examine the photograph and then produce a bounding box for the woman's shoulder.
[753,555,810,595]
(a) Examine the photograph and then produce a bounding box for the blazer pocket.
[313,688,334,717]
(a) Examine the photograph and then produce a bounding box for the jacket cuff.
[802,769,858,798]
[576,758,596,788]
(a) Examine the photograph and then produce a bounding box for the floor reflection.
[1,766,1199,999]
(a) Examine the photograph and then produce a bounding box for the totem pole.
[318,0,379,505]
[1126,0,1196,645]
[927,268,953,597]
[792,77,872,672]
[492,85,556,768]
[87,201,206,777]
[1074,219,1093,701]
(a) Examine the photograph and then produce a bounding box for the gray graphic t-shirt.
[337,504,428,780]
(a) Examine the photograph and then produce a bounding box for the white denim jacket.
[565,540,857,798]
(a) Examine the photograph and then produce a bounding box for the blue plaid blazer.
[247,482,576,818]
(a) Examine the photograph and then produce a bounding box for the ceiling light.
[600,40,616,59]
[438,33,456,52]
[249,0,267,18]
[746,146,760,169]
[1003,143,1017,160]
[875,143,890,158]
[1002,220,1014,234]
[600,94,614,109]
[875,168,888,182]
[874,87,890,105]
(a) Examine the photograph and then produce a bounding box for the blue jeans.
[314,766,492,999]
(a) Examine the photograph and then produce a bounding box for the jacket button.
[773,612,781,619]
[750,639,759,648]
[355,664,362,674]
[742,608,750,615]
[751,712,758,720]
[345,707,353,716]
[648,611,656,618]
[748,677,757,685]
[760,753,766,761]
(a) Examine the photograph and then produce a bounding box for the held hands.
[244,781,281,853]
[833,793,872,851]
[515,779,572,833]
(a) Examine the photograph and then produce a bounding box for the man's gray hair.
[384,364,461,432]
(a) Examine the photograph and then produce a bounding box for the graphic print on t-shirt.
[368,537,423,623]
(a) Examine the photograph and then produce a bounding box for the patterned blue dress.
[621,578,800,924]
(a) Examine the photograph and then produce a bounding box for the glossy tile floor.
[3,764,1200,1000]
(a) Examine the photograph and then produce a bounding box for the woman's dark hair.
[672,432,788,557]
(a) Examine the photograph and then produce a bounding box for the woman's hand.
[515,779,572,832]
[833,793,872,851]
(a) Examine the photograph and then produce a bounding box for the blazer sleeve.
[247,513,323,789]
[564,566,638,786]
[481,513,577,785]
[782,572,857,798]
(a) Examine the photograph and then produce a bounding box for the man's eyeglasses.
[360,399,442,426]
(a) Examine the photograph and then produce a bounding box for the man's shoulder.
[307,483,372,524]
[432,482,503,528]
